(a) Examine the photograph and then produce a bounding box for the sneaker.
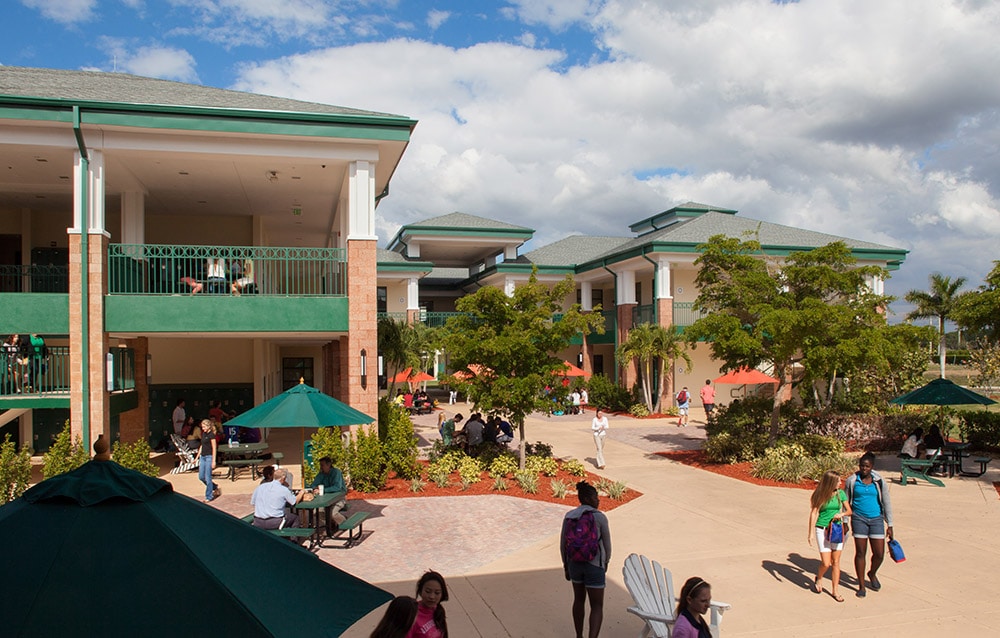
[212,487,221,498]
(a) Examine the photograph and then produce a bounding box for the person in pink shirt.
[408,570,448,638]
[699,380,716,419]
[673,577,713,638]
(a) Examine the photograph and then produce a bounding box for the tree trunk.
[517,420,526,470]
[769,365,788,443]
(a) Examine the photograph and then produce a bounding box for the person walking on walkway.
[197,419,221,503]
[808,470,852,602]
[676,386,691,426]
[699,380,715,419]
[845,452,894,598]
[591,409,609,469]
[561,481,612,638]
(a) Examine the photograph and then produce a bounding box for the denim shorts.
[568,561,606,589]
[851,513,886,539]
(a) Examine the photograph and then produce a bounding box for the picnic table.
[218,442,270,481]
[942,442,972,477]
[295,491,370,548]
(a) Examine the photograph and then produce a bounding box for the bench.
[962,457,992,477]
[271,452,284,465]
[223,459,262,481]
[900,457,945,487]
[240,513,317,546]
[319,511,371,548]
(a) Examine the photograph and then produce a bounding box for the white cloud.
[99,38,199,82]
[427,10,450,30]
[22,0,95,24]
[231,0,1000,306]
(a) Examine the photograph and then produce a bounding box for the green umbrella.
[890,378,997,406]
[0,460,390,637]
[226,382,375,429]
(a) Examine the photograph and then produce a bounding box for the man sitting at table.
[250,465,303,530]
[309,456,347,525]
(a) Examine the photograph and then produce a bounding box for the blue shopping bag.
[888,538,906,563]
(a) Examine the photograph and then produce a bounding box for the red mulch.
[993,482,1000,499]
[656,449,816,490]
[352,462,641,511]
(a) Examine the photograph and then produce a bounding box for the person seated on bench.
[900,428,923,459]
[308,456,348,525]
[460,413,485,451]
[923,425,946,474]
[250,466,303,530]
[496,417,514,445]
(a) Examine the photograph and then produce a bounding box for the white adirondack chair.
[622,553,732,638]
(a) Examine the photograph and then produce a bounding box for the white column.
[346,160,377,240]
[71,151,86,234]
[121,191,145,245]
[504,277,516,297]
[87,149,106,234]
[617,270,636,305]
[656,259,673,299]
[581,281,593,311]
[406,277,420,311]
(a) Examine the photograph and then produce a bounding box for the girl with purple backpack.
[560,481,612,638]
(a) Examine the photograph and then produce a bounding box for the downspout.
[73,106,90,449]
[603,265,619,384]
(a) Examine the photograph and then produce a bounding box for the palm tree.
[905,273,967,379]
[616,323,692,412]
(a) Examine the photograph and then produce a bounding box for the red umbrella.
[389,367,435,384]
[556,360,591,378]
[714,368,779,385]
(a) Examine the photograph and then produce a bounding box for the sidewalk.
[163,409,1000,637]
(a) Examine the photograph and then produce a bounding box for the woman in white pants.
[591,409,609,469]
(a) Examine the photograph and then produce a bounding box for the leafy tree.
[111,438,158,477]
[686,236,889,442]
[968,338,1000,390]
[41,422,90,479]
[616,323,691,413]
[0,434,32,504]
[441,271,605,468]
[377,316,439,395]
[905,273,968,379]
[953,261,1000,341]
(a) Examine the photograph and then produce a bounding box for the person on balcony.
[206,257,227,294]
[2,334,21,394]
[18,334,47,393]
[231,258,255,295]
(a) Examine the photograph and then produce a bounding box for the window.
[635,281,642,305]
[593,355,604,376]
[377,287,387,313]
[282,357,313,391]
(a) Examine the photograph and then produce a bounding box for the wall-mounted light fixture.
[578,352,584,366]
[146,352,153,384]
[360,349,368,390]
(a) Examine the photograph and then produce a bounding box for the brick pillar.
[406,309,421,324]
[69,233,110,451]
[323,340,340,397]
[617,304,637,389]
[345,240,378,426]
[117,336,149,443]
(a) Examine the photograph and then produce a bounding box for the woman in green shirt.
[808,470,853,602]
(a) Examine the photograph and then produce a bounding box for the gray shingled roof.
[518,235,631,267]
[406,212,533,232]
[0,66,404,118]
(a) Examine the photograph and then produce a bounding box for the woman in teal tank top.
[808,470,853,602]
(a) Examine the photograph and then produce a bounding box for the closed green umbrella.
[226,382,375,429]
[890,378,997,406]
[0,459,390,637]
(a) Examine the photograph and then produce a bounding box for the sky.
[4,0,1000,319]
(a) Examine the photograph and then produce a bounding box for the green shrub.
[380,400,421,479]
[457,456,483,485]
[436,450,467,473]
[409,478,426,493]
[629,403,650,417]
[0,434,32,504]
[304,426,350,486]
[491,477,509,491]
[703,431,769,463]
[751,444,811,483]
[42,422,90,480]
[961,411,1000,450]
[606,480,628,500]
[793,434,845,457]
[349,427,388,492]
[526,455,559,476]
[550,478,568,499]
[561,458,587,477]
[488,454,519,479]
[524,441,553,458]
[514,470,539,494]
[428,465,451,488]
[807,454,857,480]
[111,438,158,477]
[594,477,614,495]
[587,373,638,412]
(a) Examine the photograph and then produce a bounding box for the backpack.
[564,510,600,562]
[677,390,688,403]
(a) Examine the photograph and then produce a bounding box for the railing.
[108,244,347,296]
[632,304,656,327]
[673,301,707,327]
[377,312,408,323]
[0,265,70,293]
[109,347,136,392]
[0,345,70,396]
[422,311,466,327]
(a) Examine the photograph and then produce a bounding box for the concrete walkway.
[161,408,1000,637]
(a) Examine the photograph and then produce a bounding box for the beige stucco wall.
[148,337,253,384]
[145,213,253,245]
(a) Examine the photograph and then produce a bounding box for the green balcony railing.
[108,244,347,296]
[109,347,136,392]
[673,301,707,327]
[0,265,70,293]
[632,304,656,327]
[1,345,70,396]
[421,311,466,327]
[377,312,408,323]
